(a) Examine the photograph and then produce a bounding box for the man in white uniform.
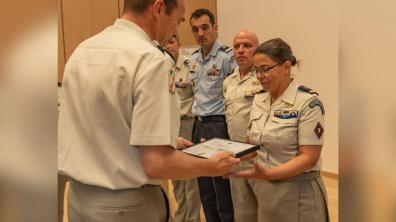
[58,1,240,221]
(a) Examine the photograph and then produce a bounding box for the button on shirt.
[223,69,263,142]
[248,81,324,171]
[189,40,236,116]
[174,55,194,118]
[58,19,180,190]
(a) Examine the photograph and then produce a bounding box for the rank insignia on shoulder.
[191,48,200,55]
[298,85,319,96]
[244,89,265,98]
[175,82,188,88]
[309,99,325,115]
[252,80,260,86]
[220,45,233,53]
[274,110,299,119]
[156,45,165,54]
[244,91,255,98]
[226,69,235,78]
[314,122,324,139]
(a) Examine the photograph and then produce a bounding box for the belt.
[195,115,226,122]
[275,171,320,182]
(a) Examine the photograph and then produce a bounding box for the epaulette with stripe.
[225,68,235,78]
[156,45,165,54]
[191,48,200,55]
[298,85,319,96]
[219,45,233,53]
[256,89,266,94]
[157,46,176,63]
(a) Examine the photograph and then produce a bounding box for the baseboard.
[320,170,338,179]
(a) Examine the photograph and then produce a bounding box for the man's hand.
[206,151,240,176]
[176,137,194,150]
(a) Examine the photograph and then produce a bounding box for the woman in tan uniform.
[229,38,329,222]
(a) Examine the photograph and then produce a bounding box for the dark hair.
[254,38,298,66]
[123,0,178,15]
[190,8,216,26]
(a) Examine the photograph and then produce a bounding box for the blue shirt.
[189,40,236,116]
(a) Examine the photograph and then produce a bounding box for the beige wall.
[217,0,339,173]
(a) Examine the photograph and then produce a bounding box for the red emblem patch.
[314,122,324,139]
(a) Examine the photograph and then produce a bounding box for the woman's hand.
[228,159,271,180]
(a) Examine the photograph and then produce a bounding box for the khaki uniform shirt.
[58,19,180,189]
[248,81,325,171]
[223,69,263,142]
[174,55,194,118]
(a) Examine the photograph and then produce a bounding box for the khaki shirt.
[58,19,180,189]
[248,81,325,171]
[223,69,263,142]
[174,55,194,118]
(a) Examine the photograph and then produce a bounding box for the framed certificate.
[181,138,260,159]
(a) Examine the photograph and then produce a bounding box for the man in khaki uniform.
[164,35,201,222]
[58,1,241,222]
[223,30,262,142]
[223,30,263,222]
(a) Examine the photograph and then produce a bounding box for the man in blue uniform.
[189,8,236,222]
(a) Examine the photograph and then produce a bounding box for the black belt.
[195,115,226,122]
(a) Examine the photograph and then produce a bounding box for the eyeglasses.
[253,63,280,75]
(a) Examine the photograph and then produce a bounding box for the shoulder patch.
[298,85,319,96]
[220,45,233,53]
[309,98,325,115]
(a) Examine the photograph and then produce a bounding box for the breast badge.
[207,64,220,76]
[274,110,299,119]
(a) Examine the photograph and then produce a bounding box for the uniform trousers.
[67,178,168,222]
[172,116,201,222]
[192,115,234,222]
[231,171,329,222]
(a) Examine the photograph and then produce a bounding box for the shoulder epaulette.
[298,85,319,96]
[158,46,175,63]
[225,68,235,78]
[191,48,200,55]
[256,89,266,94]
[309,98,325,115]
[156,45,165,53]
[220,45,233,53]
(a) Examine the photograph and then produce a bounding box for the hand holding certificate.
[181,138,260,159]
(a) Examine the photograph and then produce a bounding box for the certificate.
[181,138,260,159]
